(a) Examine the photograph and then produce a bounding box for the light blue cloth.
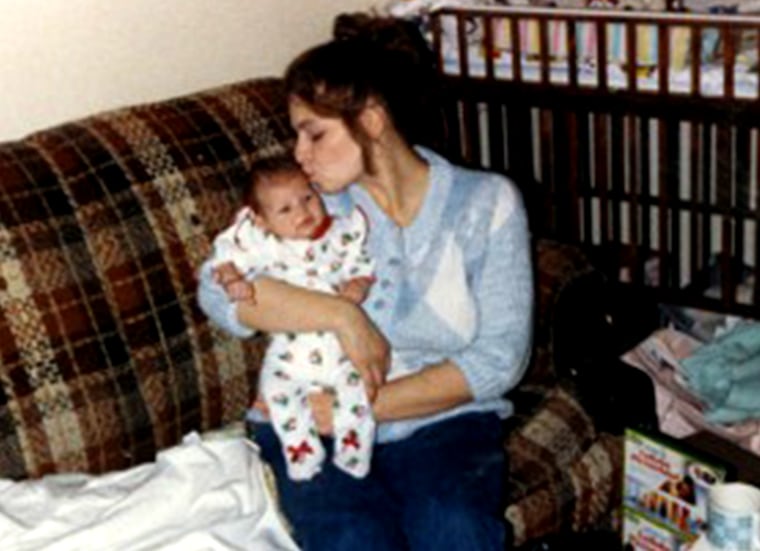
[682,321,760,424]
[197,146,534,443]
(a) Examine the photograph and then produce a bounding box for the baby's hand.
[213,262,256,303]
[226,280,256,303]
[338,276,375,304]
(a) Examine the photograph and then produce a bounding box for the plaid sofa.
[0,78,621,546]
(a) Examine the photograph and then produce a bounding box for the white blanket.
[0,433,299,551]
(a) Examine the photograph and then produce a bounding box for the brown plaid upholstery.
[0,77,621,545]
[0,78,292,478]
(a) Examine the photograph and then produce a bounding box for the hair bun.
[332,13,435,69]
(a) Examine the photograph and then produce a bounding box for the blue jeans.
[251,412,509,551]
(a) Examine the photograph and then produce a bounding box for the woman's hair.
[284,14,443,153]
[246,154,303,213]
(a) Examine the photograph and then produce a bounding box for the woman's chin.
[312,180,343,194]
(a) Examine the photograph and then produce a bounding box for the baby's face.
[255,171,326,239]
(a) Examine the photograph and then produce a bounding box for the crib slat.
[689,122,702,282]
[594,113,610,246]
[640,117,653,274]
[757,33,760,102]
[658,23,669,96]
[487,102,506,173]
[610,113,625,248]
[443,97,462,163]
[690,24,701,98]
[510,17,522,82]
[699,123,712,285]
[539,108,554,232]
[456,13,470,78]
[666,120,681,287]
[538,18,550,84]
[432,14,444,80]
[735,125,751,298]
[578,114,593,244]
[596,20,608,91]
[628,115,643,284]
[461,99,480,165]
[567,18,578,89]
[625,21,637,92]
[656,120,670,288]
[506,102,533,189]
[722,25,736,99]
[484,15,496,81]
[716,124,735,306]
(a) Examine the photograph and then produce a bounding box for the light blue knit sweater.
[197,147,534,442]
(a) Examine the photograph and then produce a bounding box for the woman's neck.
[359,145,430,228]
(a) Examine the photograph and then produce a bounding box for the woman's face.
[289,95,364,194]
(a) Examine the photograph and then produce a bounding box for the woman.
[197,16,534,551]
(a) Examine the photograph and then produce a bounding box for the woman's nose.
[294,137,308,164]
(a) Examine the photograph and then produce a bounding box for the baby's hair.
[246,155,304,213]
[284,14,443,154]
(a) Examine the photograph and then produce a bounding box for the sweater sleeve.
[197,259,257,338]
[196,207,262,339]
[450,179,534,401]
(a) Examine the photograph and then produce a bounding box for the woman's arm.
[239,277,389,393]
[197,261,390,393]
[307,359,470,434]
[371,359,472,422]
[371,177,533,424]
[309,177,534,432]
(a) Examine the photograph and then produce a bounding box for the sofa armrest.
[504,387,624,546]
[0,78,292,479]
[503,239,646,545]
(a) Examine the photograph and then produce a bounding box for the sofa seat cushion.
[0,78,292,478]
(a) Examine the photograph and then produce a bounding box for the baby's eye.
[310,131,324,142]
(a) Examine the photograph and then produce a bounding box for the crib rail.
[433,7,760,100]
[431,7,760,318]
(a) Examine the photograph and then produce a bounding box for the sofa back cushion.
[0,78,293,478]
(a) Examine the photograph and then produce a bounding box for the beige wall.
[0,0,376,141]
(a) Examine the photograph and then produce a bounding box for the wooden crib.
[429,5,760,319]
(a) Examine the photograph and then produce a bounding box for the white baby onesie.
[211,207,376,480]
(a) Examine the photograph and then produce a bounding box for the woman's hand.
[335,303,390,402]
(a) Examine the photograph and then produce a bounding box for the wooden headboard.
[430,6,760,318]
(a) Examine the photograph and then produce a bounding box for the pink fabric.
[622,328,760,457]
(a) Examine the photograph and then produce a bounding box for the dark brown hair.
[246,155,304,213]
[284,14,443,156]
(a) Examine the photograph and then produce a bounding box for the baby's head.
[247,155,327,240]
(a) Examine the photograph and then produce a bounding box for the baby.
[209,155,376,481]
